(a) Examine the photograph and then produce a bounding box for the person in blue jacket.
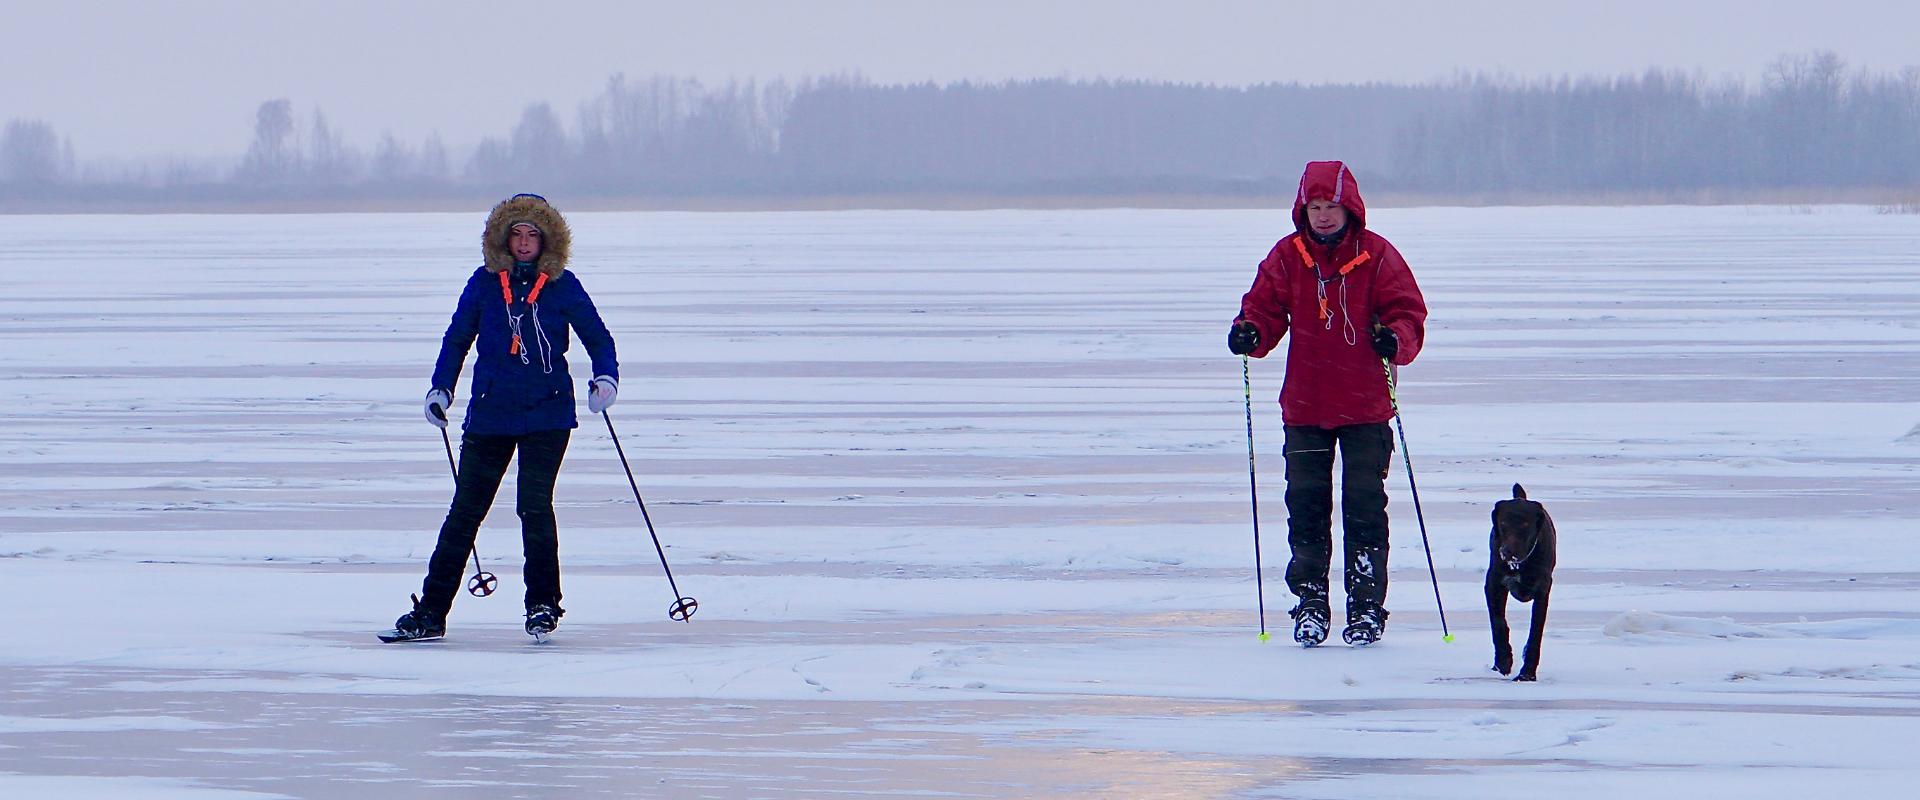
[392,193,619,640]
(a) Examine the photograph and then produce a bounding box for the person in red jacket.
[1228,161,1428,647]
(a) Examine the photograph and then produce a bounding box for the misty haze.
[8,51,1920,211]
[6,4,1920,798]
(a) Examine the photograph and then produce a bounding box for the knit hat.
[482,193,571,278]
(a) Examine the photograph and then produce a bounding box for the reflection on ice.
[3,208,1919,795]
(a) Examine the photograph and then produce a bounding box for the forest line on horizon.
[5,52,1918,211]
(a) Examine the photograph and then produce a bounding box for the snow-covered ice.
[2,205,1917,797]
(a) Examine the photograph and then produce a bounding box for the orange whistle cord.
[499,270,550,303]
[1317,296,1330,321]
[499,270,548,357]
[1295,237,1372,276]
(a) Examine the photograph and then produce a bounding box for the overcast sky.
[10,0,1920,160]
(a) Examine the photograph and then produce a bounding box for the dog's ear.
[1513,483,1526,500]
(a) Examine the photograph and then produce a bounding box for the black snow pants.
[419,428,571,620]
[1281,422,1394,620]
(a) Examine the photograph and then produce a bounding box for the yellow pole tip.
[1442,634,1455,643]
[1258,631,1270,642]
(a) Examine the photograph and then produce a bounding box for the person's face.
[1305,199,1347,236]
[509,226,542,262]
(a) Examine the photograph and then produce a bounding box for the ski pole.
[1243,355,1269,642]
[440,426,498,597]
[1383,359,1452,642]
[601,410,698,622]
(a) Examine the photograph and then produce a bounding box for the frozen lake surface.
[2,206,1918,797]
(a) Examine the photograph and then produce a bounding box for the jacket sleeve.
[1371,241,1428,366]
[563,274,619,382]
[430,273,483,393]
[1236,242,1292,358]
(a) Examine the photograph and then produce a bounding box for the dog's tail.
[1513,483,1527,500]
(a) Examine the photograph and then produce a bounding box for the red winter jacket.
[1237,161,1427,428]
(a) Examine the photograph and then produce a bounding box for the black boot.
[393,593,446,640]
[525,603,564,639]
[1289,600,1330,647]
[1342,606,1388,646]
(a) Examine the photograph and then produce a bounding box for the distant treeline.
[4,52,1916,209]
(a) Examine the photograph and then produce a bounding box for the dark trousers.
[1282,422,1394,619]
[419,428,571,619]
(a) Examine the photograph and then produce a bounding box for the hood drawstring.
[1293,237,1371,346]
[498,270,555,374]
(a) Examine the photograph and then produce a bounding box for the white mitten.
[587,376,618,414]
[423,388,451,428]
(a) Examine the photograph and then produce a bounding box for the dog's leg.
[1486,567,1512,675]
[1515,583,1550,682]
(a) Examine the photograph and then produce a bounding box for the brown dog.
[1486,483,1556,681]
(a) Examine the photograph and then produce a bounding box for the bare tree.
[0,119,67,186]
[418,134,450,181]
[508,102,569,182]
[238,99,299,184]
[1762,51,1847,185]
[371,131,413,182]
[307,110,359,184]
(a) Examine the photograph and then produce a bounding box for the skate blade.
[377,631,445,643]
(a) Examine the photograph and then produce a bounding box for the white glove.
[424,388,451,428]
[587,376,617,414]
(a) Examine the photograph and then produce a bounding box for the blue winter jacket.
[431,266,619,436]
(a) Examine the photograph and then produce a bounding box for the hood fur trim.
[482,195,571,279]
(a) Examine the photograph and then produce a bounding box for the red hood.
[1291,160,1367,235]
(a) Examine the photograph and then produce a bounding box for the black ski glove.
[1227,322,1260,355]
[1371,326,1399,361]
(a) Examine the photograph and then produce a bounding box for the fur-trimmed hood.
[482,194,572,279]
